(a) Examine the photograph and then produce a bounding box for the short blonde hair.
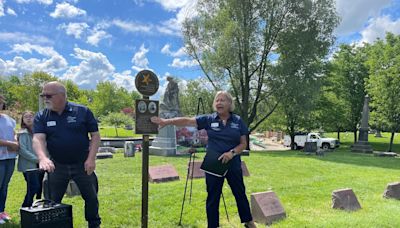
[213,91,235,112]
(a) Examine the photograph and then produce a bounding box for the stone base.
[351,141,373,153]
[332,188,361,211]
[149,125,177,156]
[149,146,177,156]
[383,182,400,199]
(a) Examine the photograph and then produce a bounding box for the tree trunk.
[388,131,395,152]
[353,129,357,143]
[337,129,340,141]
[290,134,296,150]
[115,126,119,137]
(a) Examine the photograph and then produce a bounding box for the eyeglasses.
[39,93,58,99]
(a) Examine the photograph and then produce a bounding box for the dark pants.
[205,164,252,228]
[48,162,101,228]
[0,159,15,212]
[22,170,44,207]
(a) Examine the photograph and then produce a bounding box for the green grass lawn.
[5,140,400,227]
[99,126,142,138]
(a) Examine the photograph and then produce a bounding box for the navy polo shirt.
[34,102,98,164]
[196,112,249,167]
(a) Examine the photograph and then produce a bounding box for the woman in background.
[18,111,44,207]
[0,93,19,224]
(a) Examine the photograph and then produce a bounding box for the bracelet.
[230,149,236,156]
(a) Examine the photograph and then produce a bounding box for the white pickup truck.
[283,133,339,150]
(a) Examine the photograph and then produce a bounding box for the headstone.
[241,161,250,176]
[331,188,361,211]
[98,147,116,153]
[351,95,373,153]
[188,161,205,178]
[383,182,400,199]
[96,152,113,159]
[124,141,136,157]
[373,151,397,157]
[149,164,179,183]
[251,191,286,225]
[187,161,250,178]
[304,142,317,153]
[66,180,81,197]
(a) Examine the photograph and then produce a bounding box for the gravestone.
[251,191,286,225]
[149,77,181,156]
[96,152,113,159]
[331,188,361,211]
[187,161,250,178]
[149,164,179,183]
[383,182,400,199]
[351,95,373,153]
[98,146,116,153]
[124,141,136,157]
[373,151,397,157]
[65,180,81,197]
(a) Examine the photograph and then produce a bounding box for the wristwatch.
[230,149,236,156]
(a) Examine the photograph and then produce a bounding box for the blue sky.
[1,0,400,97]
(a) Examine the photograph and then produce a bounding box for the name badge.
[47,121,56,127]
[211,122,219,128]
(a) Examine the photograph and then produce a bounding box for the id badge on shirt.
[47,121,56,127]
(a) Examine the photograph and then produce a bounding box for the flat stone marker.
[98,146,116,153]
[66,180,81,197]
[373,152,397,157]
[332,188,361,211]
[383,182,400,199]
[188,161,205,178]
[187,161,250,178]
[149,164,179,183]
[96,152,113,159]
[241,161,250,176]
[251,191,286,225]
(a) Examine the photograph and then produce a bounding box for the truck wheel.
[293,143,298,150]
[322,143,330,150]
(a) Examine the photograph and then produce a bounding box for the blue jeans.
[22,170,44,207]
[0,159,15,212]
[48,162,101,228]
[205,164,252,228]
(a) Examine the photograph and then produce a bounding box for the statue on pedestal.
[160,76,181,119]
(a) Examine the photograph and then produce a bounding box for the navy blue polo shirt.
[34,102,98,164]
[196,112,249,166]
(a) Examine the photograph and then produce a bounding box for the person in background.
[32,81,101,228]
[151,91,257,228]
[0,93,19,224]
[17,111,44,207]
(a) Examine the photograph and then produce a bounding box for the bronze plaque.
[135,99,159,134]
[135,70,159,96]
[149,164,179,183]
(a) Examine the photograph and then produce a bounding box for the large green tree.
[329,44,369,143]
[366,33,400,152]
[180,79,214,116]
[183,0,339,133]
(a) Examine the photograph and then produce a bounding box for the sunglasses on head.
[39,93,58,99]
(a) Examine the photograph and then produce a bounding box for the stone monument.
[351,95,373,153]
[149,76,180,156]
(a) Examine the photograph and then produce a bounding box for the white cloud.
[62,48,115,89]
[131,44,149,71]
[110,70,137,92]
[86,30,111,46]
[59,22,89,39]
[50,2,86,18]
[154,0,190,11]
[15,0,53,4]
[359,16,400,43]
[112,19,151,33]
[0,0,4,17]
[169,58,198,68]
[0,32,53,45]
[6,8,17,16]
[335,0,392,35]
[0,43,67,76]
[161,44,186,57]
